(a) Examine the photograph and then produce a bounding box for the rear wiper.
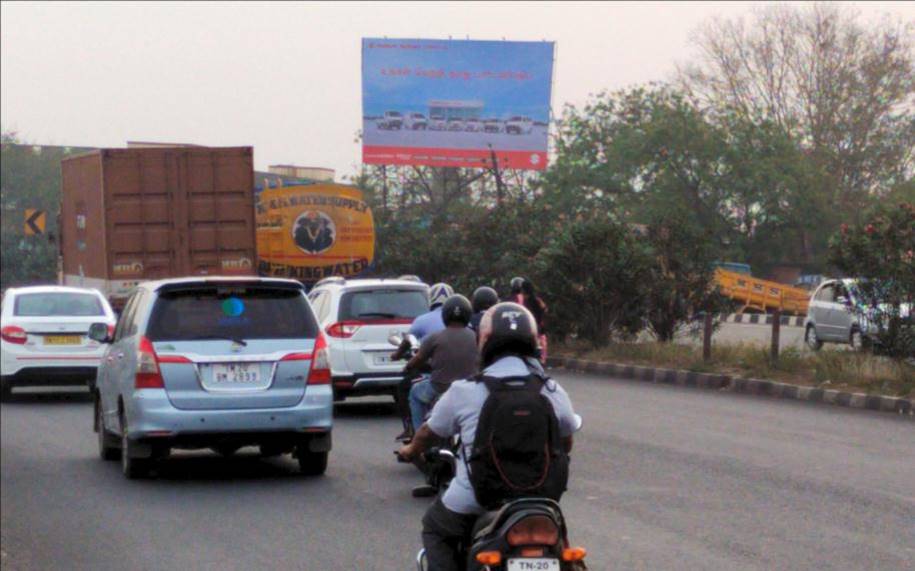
[357,312,398,319]
[195,335,248,346]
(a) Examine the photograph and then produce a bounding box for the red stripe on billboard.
[362,146,547,170]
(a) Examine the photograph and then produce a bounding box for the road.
[2,373,913,570]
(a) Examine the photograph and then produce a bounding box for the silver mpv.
[90,277,333,479]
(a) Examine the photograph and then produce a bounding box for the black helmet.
[510,277,525,294]
[478,302,539,366]
[471,286,499,313]
[441,294,473,326]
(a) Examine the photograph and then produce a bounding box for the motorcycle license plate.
[507,559,560,571]
[211,363,261,384]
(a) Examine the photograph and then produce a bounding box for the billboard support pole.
[381,164,389,212]
[488,144,504,206]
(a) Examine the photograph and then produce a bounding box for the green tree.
[829,202,915,359]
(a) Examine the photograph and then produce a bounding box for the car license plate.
[373,353,392,365]
[507,559,560,571]
[211,363,261,384]
[43,335,81,345]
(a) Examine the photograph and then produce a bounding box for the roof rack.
[313,276,346,288]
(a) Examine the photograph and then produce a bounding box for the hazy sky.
[2,1,912,179]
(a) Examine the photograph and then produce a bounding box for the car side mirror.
[88,322,111,343]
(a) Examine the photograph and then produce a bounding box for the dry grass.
[557,340,914,397]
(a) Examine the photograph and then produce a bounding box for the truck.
[59,146,257,309]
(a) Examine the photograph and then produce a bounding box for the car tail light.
[306,334,331,385]
[135,336,165,389]
[506,515,560,547]
[280,352,312,361]
[107,324,116,338]
[325,321,362,339]
[1,325,28,345]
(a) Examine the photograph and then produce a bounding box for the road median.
[548,355,914,416]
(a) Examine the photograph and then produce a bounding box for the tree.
[533,213,649,346]
[680,3,915,234]
[829,202,915,359]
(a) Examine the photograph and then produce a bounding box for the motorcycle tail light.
[475,551,501,566]
[506,515,559,546]
[562,547,587,562]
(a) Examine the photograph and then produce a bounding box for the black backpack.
[466,370,570,510]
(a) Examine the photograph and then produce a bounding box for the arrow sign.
[24,209,46,236]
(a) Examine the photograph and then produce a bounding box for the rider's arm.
[398,423,438,461]
[406,334,435,371]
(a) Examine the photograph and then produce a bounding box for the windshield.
[14,292,105,317]
[145,286,319,342]
[338,289,428,321]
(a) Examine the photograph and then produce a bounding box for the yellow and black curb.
[548,356,914,417]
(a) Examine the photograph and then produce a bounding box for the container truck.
[59,146,257,309]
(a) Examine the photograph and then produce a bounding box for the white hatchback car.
[1,286,117,399]
[307,277,429,401]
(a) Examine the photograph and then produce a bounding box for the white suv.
[1,286,117,399]
[307,277,429,401]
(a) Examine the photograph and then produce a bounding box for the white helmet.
[429,283,454,309]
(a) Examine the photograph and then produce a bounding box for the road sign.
[24,209,46,236]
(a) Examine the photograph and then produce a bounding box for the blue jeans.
[409,377,440,431]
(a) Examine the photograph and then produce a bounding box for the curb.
[718,313,805,327]
[548,356,914,417]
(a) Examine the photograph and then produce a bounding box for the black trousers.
[422,498,477,571]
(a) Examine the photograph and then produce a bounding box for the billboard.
[362,38,554,170]
[256,184,375,283]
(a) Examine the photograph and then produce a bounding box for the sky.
[2,1,912,180]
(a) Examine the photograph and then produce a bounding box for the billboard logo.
[293,211,336,254]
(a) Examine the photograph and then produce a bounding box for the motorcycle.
[415,449,588,571]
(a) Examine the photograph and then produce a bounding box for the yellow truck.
[714,268,810,315]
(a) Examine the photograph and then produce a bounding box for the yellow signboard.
[256,184,375,282]
[24,209,46,236]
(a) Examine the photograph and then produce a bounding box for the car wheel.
[850,329,869,352]
[296,445,328,476]
[805,325,823,351]
[96,400,121,461]
[0,377,11,402]
[120,417,150,479]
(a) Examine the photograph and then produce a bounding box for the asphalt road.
[2,373,913,570]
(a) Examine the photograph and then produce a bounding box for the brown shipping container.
[60,147,256,306]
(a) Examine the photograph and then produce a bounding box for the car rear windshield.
[338,289,428,322]
[14,293,105,317]
[145,286,319,342]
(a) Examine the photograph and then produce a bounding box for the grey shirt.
[416,326,479,392]
[427,356,582,515]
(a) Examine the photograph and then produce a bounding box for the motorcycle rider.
[392,282,455,440]
[405,295,479,433]
[409,282,454,341]
[469,286,499,335]
[398,303,581,571]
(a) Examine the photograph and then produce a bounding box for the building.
[428,100,484,120]
[268,165,335,182]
